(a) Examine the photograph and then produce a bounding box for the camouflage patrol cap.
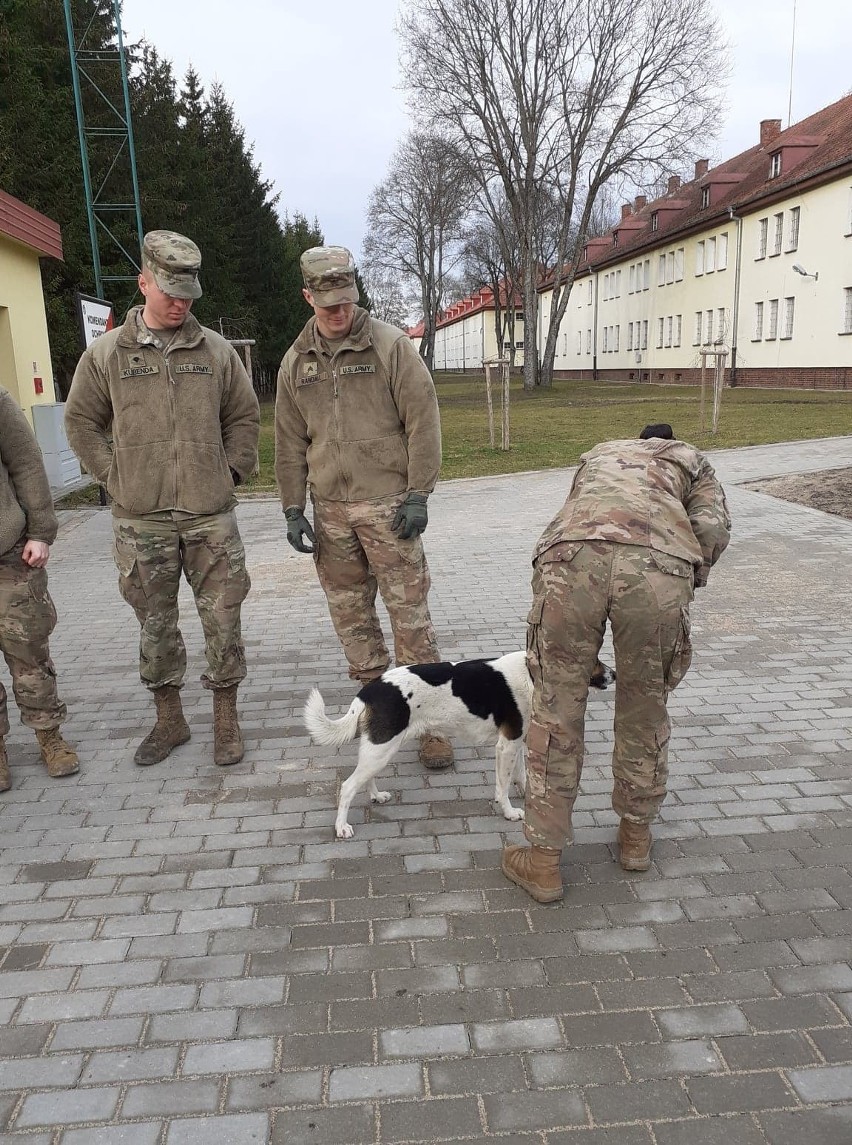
[141,230,203,299]
[300,246,359,306]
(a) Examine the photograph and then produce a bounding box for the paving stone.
[225,1070,322,1110]
[81,1047,180,1084]
[472,1017,562,1053]
[757,1107,852,1145]
[718,1032,819,1070]
[656,1004,749,1038]
[16,1086,120,1127]
[51,1017,144,1051]
[165,1114,269,1144]
[652,1117,767,1145]
[121,1080,220,1117]
[378,1096,482,1141]
[622,1039,722,1079]
[686,1072,798,1113]
[182,1038,274,1075]
[428,1054,527,1095]
[740,994,842,1031]
[585,1078,693,1122]
[61,1127,164,1145]
[329,1062,422,1102]
[787,1064,852,1102]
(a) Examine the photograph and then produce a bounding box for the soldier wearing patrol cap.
[275,245,454,770]
[65,230,260,770]
[502,424,731,903]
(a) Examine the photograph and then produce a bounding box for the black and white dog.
[304,651,615,840]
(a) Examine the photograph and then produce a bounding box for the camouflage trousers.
[112,510,250,691]
[0,542,67,734]
[312,496,440,683]
[524,540,694,848]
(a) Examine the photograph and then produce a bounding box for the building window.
[844,289,852,334]
[782,297,795,339]
[674,314,682,347]
[769,151,782,178]
[757,218,768,259]
[627,323,634,351]
[628,265,636,294]
[651,212,659,231]
[643,260,651,290]
[658,254,666,286]
[587,280,593,305]
[576,332,581,354]
[753,301,764,340]
[666,252,675,284]
[701,186,711,208]
[657,318,664,348]
[716,307,726,341]
[603,327,608,352]
[615,270,621,297]
[767,298,779,340]
[696,241,705,275]
[718,232,728,271]
[694,311,702,345]
[847,189,852,235]
[772,213,783,256]
[787,207,800,251]
[704,309,713,344]
[665,316,673,347]
[515,341,524,349]
[675,248,684,281]
[612,231,619,246]
[706,236,716,273]
[614,325,620,351]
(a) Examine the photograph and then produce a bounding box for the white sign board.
[76,293,115,349]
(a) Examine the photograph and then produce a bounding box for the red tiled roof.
[0,190,63,261]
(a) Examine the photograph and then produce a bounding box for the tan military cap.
[300,246,359,306]
[141,230,203,299]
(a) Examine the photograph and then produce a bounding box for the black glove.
[391,493,428,540]
[284,507,316,554]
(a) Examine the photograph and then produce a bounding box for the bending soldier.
[503,423,731,902]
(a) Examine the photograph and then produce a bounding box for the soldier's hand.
[284,507,316,554]
[22,540,50,568]
[391,493,428,540]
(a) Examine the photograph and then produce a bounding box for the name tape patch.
[174,364,214,375]
[120,365,159,378]
[298,371,328,387]
[339,364,376,375]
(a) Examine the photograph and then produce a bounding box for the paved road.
[1,436,851,1143]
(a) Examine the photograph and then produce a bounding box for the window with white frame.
[716,308,726,342]
[615,270,621,297]
[706,236,716,273]
[628,265,636,293]
[757,218,768,259]
[641,320,648,349]
[588,280,593,305]
[576,331,582,354]
[658,254,666,286]
[666,251,675,283]
[772,213,783,256]
[644,260,650,290]
[603,327,609,352]
[627,323,634,351]
[767,298,779,339]
[674,315,682,347]
[665,316,673,347]
[787,207,800,251]
[675,248,684,281]
[844,289,852,333]
[704,309,713,344]
[753,301,764,340]
[769,151,782,178]
[696,241,705,275]
[657,317,664,348]
[694,311,702,345]
[651,212,659,231]
[614,325,620,351]
[848,189,852,235]
[701,186,711,209]
[718,232,728,271]
[782,297,795,339]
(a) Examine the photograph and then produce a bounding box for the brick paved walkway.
[1,436,851,1144]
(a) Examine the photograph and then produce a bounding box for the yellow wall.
[0,235,58,426]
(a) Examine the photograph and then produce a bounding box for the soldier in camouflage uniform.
[275,246,453,769]
[65,231,259,769]
[503,424,731,902]
[0,388,78,792]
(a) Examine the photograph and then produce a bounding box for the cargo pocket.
[665,606,693,692]
[525,597,544,690]
[112,534,148,615]
[223,535,251,606]
[525,718,551,800]
[26,569,57,640]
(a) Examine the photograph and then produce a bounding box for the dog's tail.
[303,688,363,747]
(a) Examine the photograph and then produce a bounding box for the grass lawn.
[57,376,852,507]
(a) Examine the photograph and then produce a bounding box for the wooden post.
[500,357,510,450]
[243,342,253,383]
[483,361,495,448]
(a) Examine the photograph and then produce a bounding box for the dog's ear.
[589,661,616,689]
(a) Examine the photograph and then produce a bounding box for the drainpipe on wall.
[729,206,743,386]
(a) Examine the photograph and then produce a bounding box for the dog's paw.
[335,823,355,840]
[371,790,392,805]
[503,806,525,822]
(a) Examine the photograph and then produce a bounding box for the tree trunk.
[522,261,538,390]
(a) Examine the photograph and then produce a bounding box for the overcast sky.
[122,0,848,257]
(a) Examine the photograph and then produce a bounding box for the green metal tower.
[63,0,144,301]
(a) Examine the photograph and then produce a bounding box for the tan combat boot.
[35,728,80,777]
[0,738,10,793]
[617,819,652,871]
[134,685,190,767]
[213,685,244,766]
[419,733,454,770]
[501,844,564,903]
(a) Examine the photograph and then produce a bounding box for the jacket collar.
[116,306,205,352]
[293,305,373,356]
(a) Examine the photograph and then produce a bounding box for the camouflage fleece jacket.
[0,388,58,555]
[274,307,441,509]
[534,438,731,586]
[64,308,259,517]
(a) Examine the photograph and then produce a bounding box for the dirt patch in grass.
[743,467,852,522]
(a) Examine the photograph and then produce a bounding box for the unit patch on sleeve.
[339,364,376,375]
[174,363,214,375]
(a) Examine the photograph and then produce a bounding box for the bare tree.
[400,0,727,388]
[358,265,410,328]
[362,130,474,369]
